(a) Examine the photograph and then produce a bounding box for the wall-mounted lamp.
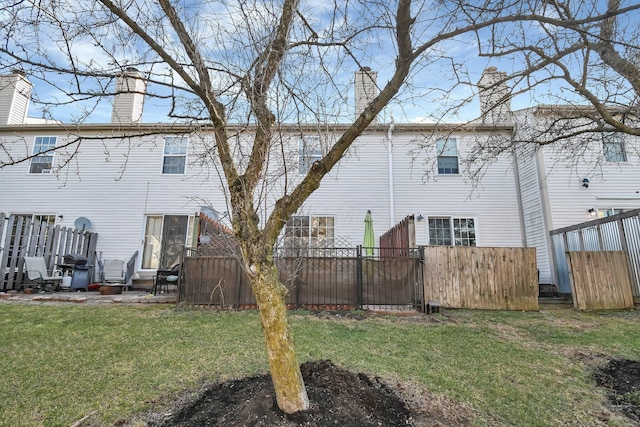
[57,215,63,220]
[416,214,424,221]
[588,208,596,217]
[582,178,590,188]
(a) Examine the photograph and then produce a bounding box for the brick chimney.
[0,70,32,125]
[355,67,378,122]
[111,68,146,124]
[478,67,512,124]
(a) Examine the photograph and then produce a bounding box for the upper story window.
[163,136,188,174]
[436,138,459,174]
[428,217,476,247]
[603,132,627,162]
[29,136,57,174]
[299,136,323,174]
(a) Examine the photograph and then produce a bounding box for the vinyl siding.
[514,144,554,283]
[0,131,228,266]
[1,124,524,277]
[300,132,390,246]
[542,136,640,229]
[392,132,523,247]
[512,112,640,286]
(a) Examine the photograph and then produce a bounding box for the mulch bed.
[150,360,413,426]
[594,358,640,423]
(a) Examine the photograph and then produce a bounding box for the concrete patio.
[0,290,176,305]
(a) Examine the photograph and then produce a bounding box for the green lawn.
[0,303,639,426]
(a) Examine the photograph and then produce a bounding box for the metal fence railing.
[550,208,640,296]
[178,246,423,311]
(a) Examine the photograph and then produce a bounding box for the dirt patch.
[595,359,640,423]
[136,360,475,427]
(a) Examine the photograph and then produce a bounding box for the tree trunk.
[252,261,309,414]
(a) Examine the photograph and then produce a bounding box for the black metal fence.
[178,246,423,311]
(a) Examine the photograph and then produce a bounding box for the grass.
[0,304,639,426]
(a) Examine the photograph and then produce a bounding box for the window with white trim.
[284,215,335,249]
[162,136,188,174]
[603,132,627,162]
[29,136,57,174]
[436,138,459,174]
[299,136,323,174]
[428,217,476,246]
[598,208,623,218]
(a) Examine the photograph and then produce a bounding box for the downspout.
[387,115,395,228]
[511,141,527,247]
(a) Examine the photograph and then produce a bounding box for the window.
[29,136,57,174]
[453,218,476,246]
[428,217,451,246]
[299,136,323,174]
[162,136,188,174]
[284,215,335,249]
[436,138,459,174]
[428,217,476,246]
[603,132,627,162]
[598,208,623,218]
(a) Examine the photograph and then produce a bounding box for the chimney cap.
[360,66,372,72]
[10,68,26,76]
[484,66,498,73]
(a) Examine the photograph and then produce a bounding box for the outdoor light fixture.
[416,214,424,221]
[588,208,596,217]
[582,178,590,188]
[57,215,63,219]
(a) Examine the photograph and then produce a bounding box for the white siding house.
[0,69,526,283]
[513,107,640,290]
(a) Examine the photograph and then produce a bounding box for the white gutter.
[387,115,395,228]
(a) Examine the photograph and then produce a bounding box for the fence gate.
[550,209,640,302]
[567,251,634,310]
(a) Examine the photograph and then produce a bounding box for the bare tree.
[1,0,640,414]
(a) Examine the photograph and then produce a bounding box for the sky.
[5,0,639,126]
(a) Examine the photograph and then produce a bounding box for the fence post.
[417,246,425,312]
[356,245,363,309]
[236,257,243,309]
[177,245,185,303]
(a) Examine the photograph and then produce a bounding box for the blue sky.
[7,0,639,125]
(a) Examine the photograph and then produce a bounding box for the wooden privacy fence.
[180,245,539,311]
[379,215,416,257]
[423,246,538,311]
[550,208,640,297]
[179,247,421,310]
[567,251,634,310]
[1,213,98,290]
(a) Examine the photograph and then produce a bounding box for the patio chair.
[153,264,180,295]
[100,259,129,291]
[101,259,125,282]
[23,256,63,291]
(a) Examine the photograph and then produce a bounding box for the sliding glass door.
[142,215,194,269]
